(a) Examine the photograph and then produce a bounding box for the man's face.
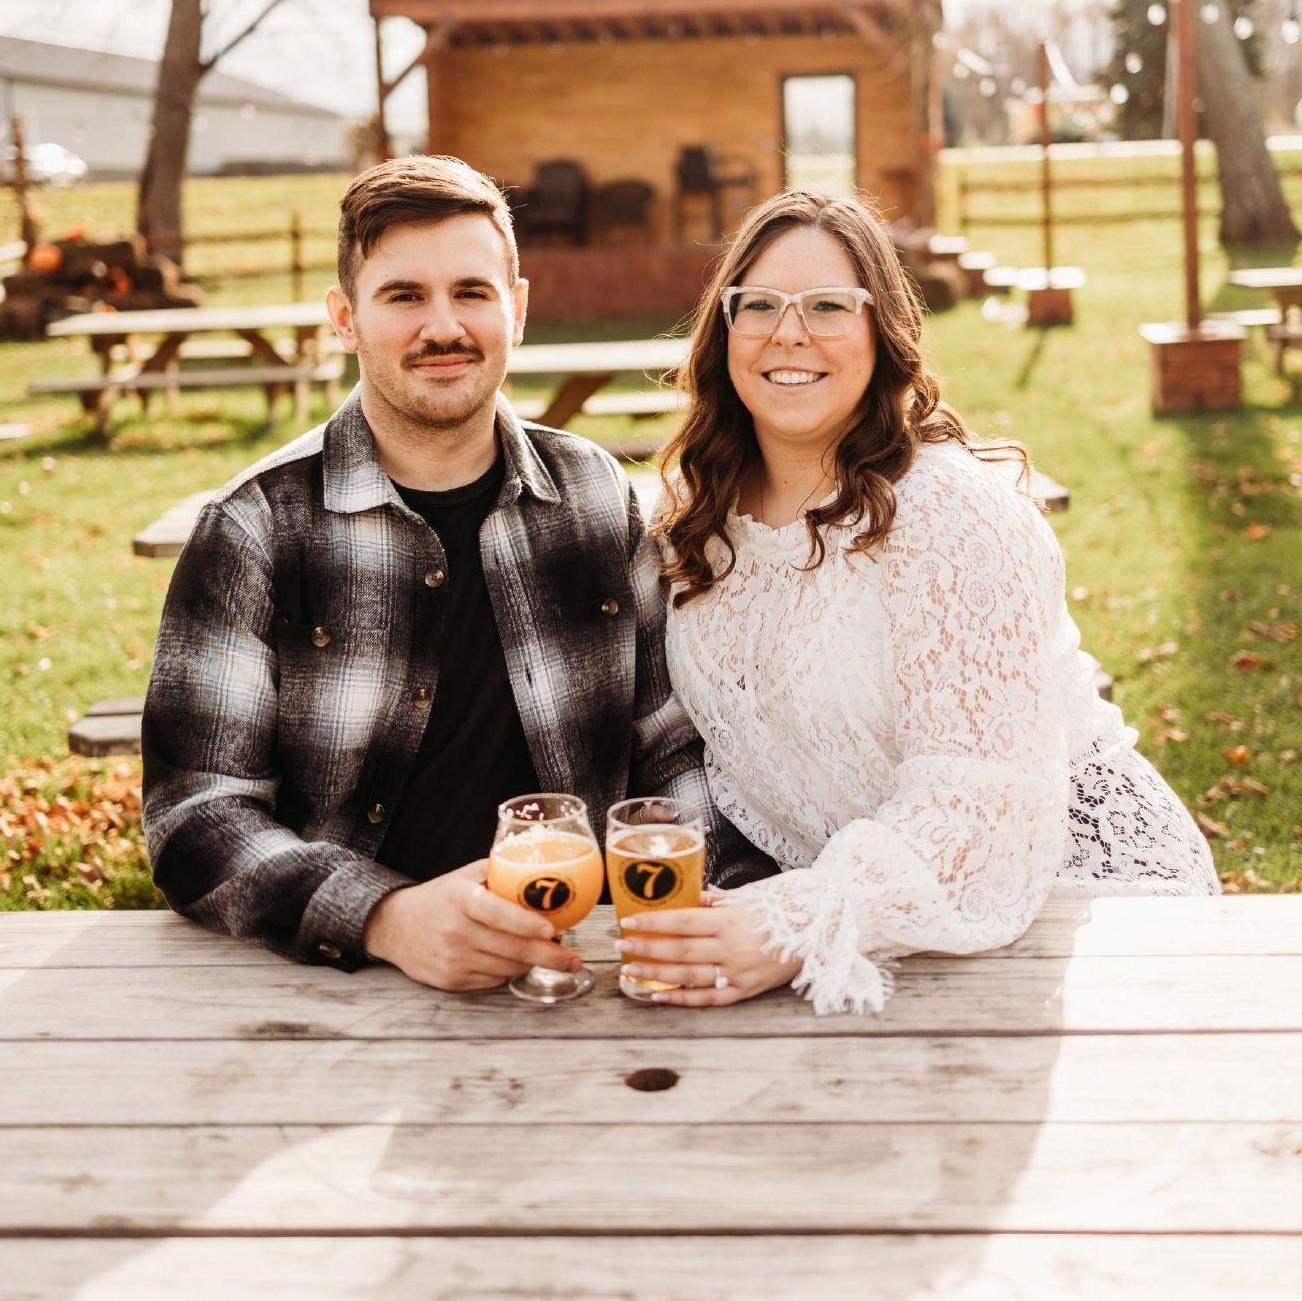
[329,213,527,432]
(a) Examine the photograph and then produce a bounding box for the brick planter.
[1139,321,1245,414]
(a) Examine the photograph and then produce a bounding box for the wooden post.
[1137,0,1241,412]
[1176,0,1200,329]
[9,114,40,255]
[1025,45,1076,327]
[373,16,391,162]
[290,211,303,302]
[957,169,968,238]
[1039,44,1053,274]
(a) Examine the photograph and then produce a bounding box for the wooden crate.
[1139,322,1245,414]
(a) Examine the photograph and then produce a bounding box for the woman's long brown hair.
[654,189,1028,606]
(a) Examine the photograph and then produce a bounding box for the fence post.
[290,211,304,301]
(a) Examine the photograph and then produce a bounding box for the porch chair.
[515,159,589,246]
[672,145,757,243]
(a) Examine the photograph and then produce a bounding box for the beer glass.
[487,793,603,1004]
[605,797,706,1002]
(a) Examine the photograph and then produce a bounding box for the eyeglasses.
[720,285,874,338]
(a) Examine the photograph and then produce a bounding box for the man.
[142,155,772,992]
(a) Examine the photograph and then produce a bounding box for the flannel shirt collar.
[322,386,562,515]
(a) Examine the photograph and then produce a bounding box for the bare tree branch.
[198,0,289,75]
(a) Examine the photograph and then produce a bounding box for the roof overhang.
[369,1,941,48]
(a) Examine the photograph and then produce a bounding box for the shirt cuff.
[297,856,415,970]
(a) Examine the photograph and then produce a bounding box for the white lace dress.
[665,442,1218,1016]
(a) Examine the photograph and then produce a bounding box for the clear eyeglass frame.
[720,285,874,338]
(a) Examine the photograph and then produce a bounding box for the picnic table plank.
[5,899,1299,967]
[3,1121,1300,1234]
[6,952,1302,1040]
[6,1032,1298,1128]
[8,1235,1301,1301]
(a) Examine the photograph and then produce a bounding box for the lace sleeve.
[718,457,1071,1014]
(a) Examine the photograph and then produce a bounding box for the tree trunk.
[136,0,203,260]
[1195,7,1299,246]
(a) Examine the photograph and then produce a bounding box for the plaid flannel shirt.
[142,390,774,970]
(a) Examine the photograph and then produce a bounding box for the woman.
[615,190,1218,1015]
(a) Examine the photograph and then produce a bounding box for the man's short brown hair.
[336,154,519,301]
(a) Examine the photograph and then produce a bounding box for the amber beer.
[605,798,706,1001]
[488,827,604,935]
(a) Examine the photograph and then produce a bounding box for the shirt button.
[413,686,431,705]
[424,568,446,588]
[318,941,342,961]
[601,598,620,617]
[311,625,331,647]
[367,803,386,824]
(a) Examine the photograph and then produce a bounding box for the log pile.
[0,235,205,339]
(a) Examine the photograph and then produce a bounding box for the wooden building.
[369,0,943,322]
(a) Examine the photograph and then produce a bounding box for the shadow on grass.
[1014,327,1050,391]
[1154,397,1300,885]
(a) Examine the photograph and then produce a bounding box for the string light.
[1233,15,1253,38]
[1200,3,1220,23]
[1110,84,1130,105]
[1125,52,1143,75]
[1147,4,1166,25]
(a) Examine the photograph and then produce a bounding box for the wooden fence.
[953,167,1302,234]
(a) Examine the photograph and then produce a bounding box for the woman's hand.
[616,901,802,1006]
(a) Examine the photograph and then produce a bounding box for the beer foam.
[496,824,593,866]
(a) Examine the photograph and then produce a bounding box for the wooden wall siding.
[427,33,923,241]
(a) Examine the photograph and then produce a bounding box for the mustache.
[404,342,482,366]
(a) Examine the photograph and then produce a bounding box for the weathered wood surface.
[4,1121,1301,1234]
[7,1235,1301,1301]
[7,898,1296,967]
[5,1033,1299,1127]
[5,902,1300,1295]
[5,953,1302,1039]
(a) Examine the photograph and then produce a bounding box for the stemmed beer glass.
[486,793,603,1004]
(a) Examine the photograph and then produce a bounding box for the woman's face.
[725,225,876,455]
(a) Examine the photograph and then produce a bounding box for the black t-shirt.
[377,456,540,880]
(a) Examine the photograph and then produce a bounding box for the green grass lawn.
[1,160,1298,909]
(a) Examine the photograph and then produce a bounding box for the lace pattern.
[666,444,1217,1015]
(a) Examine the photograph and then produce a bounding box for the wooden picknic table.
[1226,266,1302,317]
[2,896,1300,1298]
[38,305,688,435]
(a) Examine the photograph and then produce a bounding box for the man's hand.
[361,859,584,991]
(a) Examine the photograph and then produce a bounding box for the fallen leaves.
[1223,744,1253,766]
[0,758,157,911]
[1228,649,1273,672]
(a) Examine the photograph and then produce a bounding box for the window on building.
[781,74,856,195]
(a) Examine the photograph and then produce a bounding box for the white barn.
[0,36,348,178]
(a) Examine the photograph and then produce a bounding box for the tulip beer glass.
[487,793,603,1003]
[605,797,706,1001]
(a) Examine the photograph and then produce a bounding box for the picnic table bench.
[4,897,1300,1298]
[1224,268,1302,373]
[37,303,346,431]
